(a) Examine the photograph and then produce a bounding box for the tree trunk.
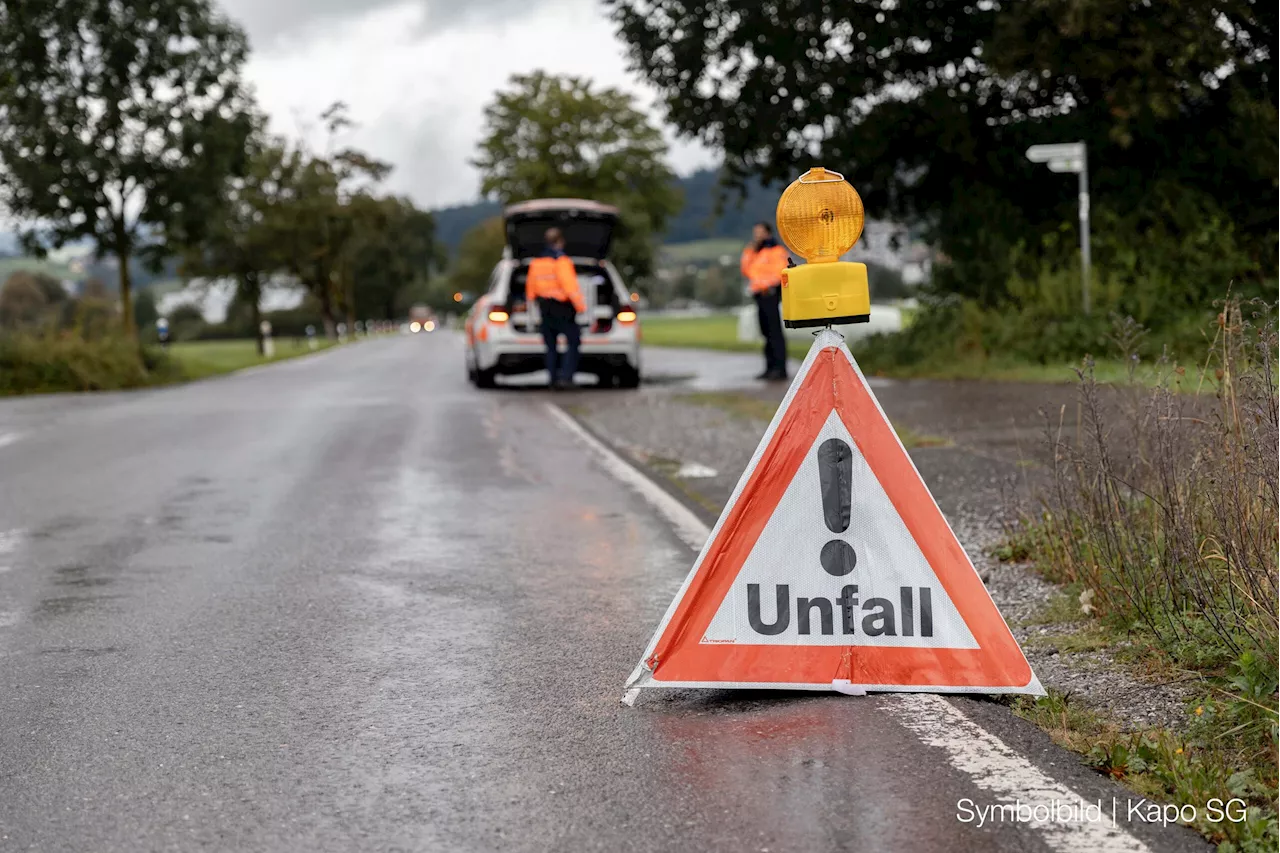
[315,263,337,339]
[319,287,337,339]
[115,225,135,339]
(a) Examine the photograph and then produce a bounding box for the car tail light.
[616,308,637,323]
[488,309,510,323]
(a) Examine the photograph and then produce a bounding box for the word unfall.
[746,584,934,637]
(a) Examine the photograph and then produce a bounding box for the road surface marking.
[0,432,20,449]
[893,694,1151,852]
[548,403,1151,853]
[544,403,707,551]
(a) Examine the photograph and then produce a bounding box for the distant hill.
[430,168,784,257]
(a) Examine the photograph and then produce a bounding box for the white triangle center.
[703,411,978,648]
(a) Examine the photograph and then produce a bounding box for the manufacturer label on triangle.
[625,329,1043,695]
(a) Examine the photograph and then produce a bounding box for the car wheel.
[615,365,640,389]
[475,367,497,389]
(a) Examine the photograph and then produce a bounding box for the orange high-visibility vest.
[526,254,585,313]
[740,242,790,293]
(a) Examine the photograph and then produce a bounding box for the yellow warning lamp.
[776,167,870,328]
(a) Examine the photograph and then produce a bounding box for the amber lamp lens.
[776,168,865,262]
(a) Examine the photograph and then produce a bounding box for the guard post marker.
[623,168,1042,700]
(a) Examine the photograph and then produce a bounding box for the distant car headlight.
[410,321,422,333]
[424,320,436,332]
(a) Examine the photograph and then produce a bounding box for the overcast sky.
[217,0,718,210]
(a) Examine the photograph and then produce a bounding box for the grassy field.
[642,313,767,353]
[641,312,1193,385]
[168,338,335,380]
[660,238,744,264]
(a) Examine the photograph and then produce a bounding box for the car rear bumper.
[474,334,639,375]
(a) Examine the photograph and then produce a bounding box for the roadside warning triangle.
[625,329,1043,696]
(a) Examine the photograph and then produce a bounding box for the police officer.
[526,227,586,389]
[741,222,790,380]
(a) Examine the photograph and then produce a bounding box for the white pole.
[1078,144,1091,316]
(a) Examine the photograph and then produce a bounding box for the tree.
[346,196,442,321]
[165,303,206,341]
[176,133,300,354]
[448,217,507,298]
[607,0,1277,315]
[471,71,683,280]
[0,272,47,328]
[133,288,159,332]
[0,0,254,338]
[267,105,391,338]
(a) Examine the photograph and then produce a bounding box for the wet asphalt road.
[0,333,1208,853]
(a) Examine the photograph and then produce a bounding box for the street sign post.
[1026,142,1091,315]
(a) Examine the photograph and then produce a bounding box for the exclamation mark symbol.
[817,438,856,576]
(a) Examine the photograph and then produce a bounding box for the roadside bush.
[852,272,1244,374]
[1024,299,1277,669]
[0,332,180,394]
[1005,299,1278,852]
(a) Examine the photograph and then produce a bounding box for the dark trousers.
[538,298,580,382]
[754,287,786,374]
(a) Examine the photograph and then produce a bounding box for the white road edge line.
[546,400,1152,853]
[543,403,708,552]
[893,694,1152,853]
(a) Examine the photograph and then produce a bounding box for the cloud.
[219,0,718,208]
[219,0,551,52]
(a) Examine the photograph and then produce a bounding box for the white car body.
[464,199,641,389]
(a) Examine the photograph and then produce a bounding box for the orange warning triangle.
[625,330,1042,696]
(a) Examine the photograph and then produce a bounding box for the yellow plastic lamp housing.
[775,167,870,328]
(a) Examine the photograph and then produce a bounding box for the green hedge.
[0,333,180,395]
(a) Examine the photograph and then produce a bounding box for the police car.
[464,199,641,389]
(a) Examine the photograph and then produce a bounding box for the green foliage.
[998,302,1279,850]
[608,0,1278,308]
[132,288,159,332]
[172,133,299,336]
[0,270,55,327]
[345,195,441,321]
[471,71,683,280]
[0,332,179,394]
[251,103,442,336]
[165,303,207,342]
[1016,688,1278,852]
[449,217,507,298]
[0,0,255,336]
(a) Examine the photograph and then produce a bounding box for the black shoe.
[764,370,788,381]
[754,370,772,380]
